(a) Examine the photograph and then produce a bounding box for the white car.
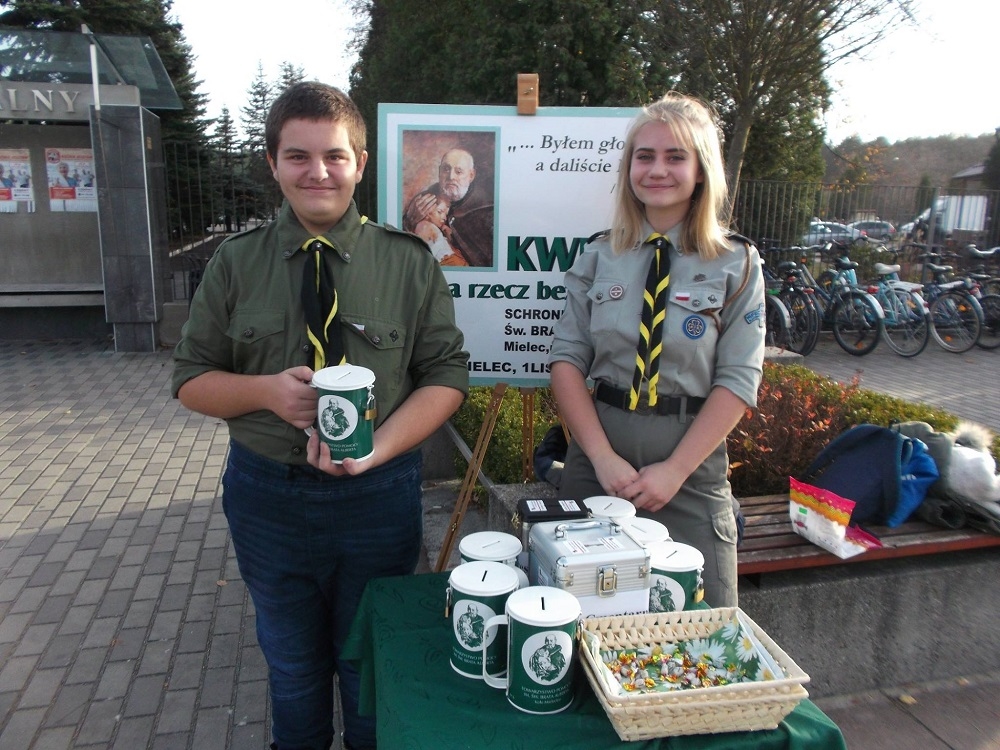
[800,221,865,246]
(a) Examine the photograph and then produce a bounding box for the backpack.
[800,424,939,527]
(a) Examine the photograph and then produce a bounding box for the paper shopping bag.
[789,477,883,559]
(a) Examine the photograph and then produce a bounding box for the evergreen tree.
[241,62,272,154]
[276,61,307,96]
[240,63,279,218]
[210,107,240,232]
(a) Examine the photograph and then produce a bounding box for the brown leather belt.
[594,382,705,417]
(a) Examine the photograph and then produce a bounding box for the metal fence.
[735,180,1000,252]
[163,140,1000,299]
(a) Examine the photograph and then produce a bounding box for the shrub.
[451,386,559,487]
[451,364,985,498]
[725,362,957,496]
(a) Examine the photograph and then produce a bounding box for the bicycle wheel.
[764,294,791,349]
[880,288,930,357]
[929,291,982,353]
[975,293,1000,350]
[832,291,882,355]
[779,289,821,355]
[983,279,1000,296]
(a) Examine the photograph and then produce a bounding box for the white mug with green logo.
[311,365,376,463]
[459,531,530,588]
[481,586,581,714]
[647,540,705,612]
[446,561,520,679]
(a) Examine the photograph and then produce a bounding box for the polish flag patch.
[674,292,691,301]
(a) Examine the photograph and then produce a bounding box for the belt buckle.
[634,393,652,415]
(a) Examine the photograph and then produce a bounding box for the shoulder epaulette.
[215,222,268,252]
[587,229,610,245]
[371,219,434,254]
[726,231,757,250]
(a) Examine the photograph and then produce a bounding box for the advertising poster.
[380,104,638,385]
[46,147,98,212]
[0,147,34,213]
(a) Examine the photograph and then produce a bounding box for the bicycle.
[761,250,821,355]
[867,259,930,357]
[800,242,884,356]
[958,244,1000,296]
[916,250,983,353]
[763,291,792,350]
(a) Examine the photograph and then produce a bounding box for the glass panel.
[0,28,181,110]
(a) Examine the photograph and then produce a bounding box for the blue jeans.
[223,441,423,750]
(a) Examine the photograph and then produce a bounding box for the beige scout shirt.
[549,224,765,408]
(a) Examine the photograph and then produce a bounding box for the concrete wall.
[0,123,101,288]
[739,549,1000,697]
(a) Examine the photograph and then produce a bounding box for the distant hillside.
[823,133,995,187]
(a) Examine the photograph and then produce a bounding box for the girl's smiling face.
[628,121,703,232]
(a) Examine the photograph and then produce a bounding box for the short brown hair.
[264,82,367,162]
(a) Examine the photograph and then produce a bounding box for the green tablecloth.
[341,572,846,750]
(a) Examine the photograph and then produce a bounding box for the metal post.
[81,24,101,111]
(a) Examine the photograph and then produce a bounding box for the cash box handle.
[554,519,621,539]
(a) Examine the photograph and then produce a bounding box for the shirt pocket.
[587,278,631,338]
[226,309,287,374]
[341,315,408,382]
[664,281,726,349]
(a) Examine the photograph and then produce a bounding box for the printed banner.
[0,148,34,211]
[380,104,638,385]
[46,147,98,212]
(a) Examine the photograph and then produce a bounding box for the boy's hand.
[306,430,374,477]
[269,366,318,429]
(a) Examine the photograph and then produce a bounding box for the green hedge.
[450,363,997,497]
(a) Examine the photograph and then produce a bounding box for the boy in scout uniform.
[173,82,468,750]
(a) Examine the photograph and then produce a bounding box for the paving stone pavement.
[796,332,1000,433]
[0,340,272,749]
[1,337,999,749]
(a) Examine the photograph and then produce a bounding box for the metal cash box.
[528,519,650,618]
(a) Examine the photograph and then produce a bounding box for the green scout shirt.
[172,201,469,464]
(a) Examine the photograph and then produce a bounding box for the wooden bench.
[737,493,1000,576]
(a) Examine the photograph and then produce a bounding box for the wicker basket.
[579,608,809,741]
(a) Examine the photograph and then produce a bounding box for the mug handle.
[481,614,508,688]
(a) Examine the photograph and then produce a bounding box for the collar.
[640,221,682,251]
[278,201,367,263]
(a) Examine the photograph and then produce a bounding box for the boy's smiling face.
[267,117,368,235]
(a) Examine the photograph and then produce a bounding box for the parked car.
[849,220,896,240]
[800,221,865,246]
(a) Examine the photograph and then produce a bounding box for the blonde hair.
[610,92,731,259]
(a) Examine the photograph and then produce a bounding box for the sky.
[170,0,997,146]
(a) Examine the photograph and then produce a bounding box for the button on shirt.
[172,201,469,464]
[549,224,765,407]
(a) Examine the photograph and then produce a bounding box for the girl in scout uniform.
[549,92,765,607]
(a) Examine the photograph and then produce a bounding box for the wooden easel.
[436,384,541,571]
[434,73,544,572]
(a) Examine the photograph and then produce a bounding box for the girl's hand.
[591,451,641,499]
[621,460,685,513]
